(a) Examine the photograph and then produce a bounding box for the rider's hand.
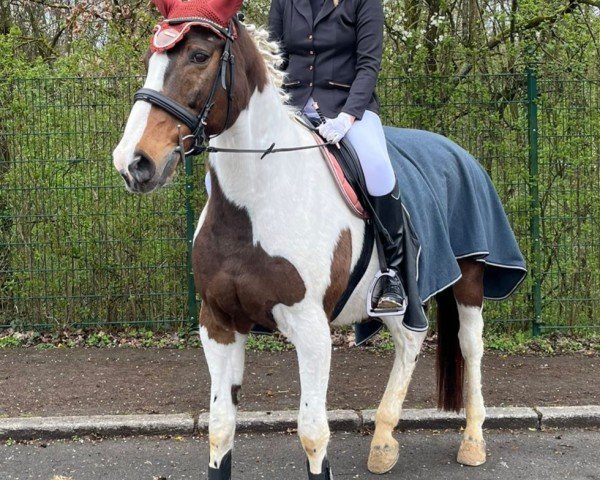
[318,112,355,143]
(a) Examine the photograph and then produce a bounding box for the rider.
[268,0,407,313]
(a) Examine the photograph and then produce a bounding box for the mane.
[243,22,290,104]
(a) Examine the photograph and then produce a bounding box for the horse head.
[113,0,266,193]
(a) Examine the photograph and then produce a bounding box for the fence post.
[527,68,542,337]
[184,154,199,328]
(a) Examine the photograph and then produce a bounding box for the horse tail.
[435,287,464,413]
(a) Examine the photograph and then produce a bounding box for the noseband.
[133,18,236,156]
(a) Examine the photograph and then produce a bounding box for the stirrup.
[366,270,407,318]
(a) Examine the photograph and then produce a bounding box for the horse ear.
[209,0,244,21]
[153,0,178,18]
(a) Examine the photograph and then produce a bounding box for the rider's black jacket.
[268,0,383,120]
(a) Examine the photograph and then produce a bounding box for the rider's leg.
[345,110,407,311]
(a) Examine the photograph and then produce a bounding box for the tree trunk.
[425,0,441,74]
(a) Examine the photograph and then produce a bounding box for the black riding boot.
[371,180,408,313]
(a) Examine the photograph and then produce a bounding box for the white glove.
[318,112,355,143]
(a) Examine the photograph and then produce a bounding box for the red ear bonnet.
[152,0,178,18]
[151,0,243,52]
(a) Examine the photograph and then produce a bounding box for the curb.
[0,414,194,441]
[535,406,600,429]
[0,406,598,441]
[361,406,541,430]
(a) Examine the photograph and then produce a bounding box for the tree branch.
[578,0,600,7]
[22,0,70,10]
[486,1,579,50]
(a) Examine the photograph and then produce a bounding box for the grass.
[484,330,600,355]
[0,326,598,355]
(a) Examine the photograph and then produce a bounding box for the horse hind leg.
[454,259,487,466]
[367,317,427,474]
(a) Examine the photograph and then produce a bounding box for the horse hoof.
[367,438,399,474]
[457,437,486,466]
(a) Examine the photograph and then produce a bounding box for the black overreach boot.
[307,457,333,479]
[370,180,408,313]
[208,450,232,480]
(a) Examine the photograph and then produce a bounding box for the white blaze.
[112,53,169,174]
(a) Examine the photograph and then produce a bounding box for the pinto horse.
[113,20,525,479]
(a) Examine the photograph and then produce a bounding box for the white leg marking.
[368,317,427,474]
[457,303,486,441]
[275,303,331,475]
[112,53,169,173]
[200,326,247,468]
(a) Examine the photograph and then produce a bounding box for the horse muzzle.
[118,149,181,194]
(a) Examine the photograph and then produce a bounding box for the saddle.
[294,115,370,219]
[251,115,384,345]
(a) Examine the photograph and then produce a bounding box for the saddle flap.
[293,115,369,219]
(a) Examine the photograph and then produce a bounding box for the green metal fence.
[0,76,202,330]
[0,72,598,334]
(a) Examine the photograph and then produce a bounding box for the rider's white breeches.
[304,99,396,197]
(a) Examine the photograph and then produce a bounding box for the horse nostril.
[128,153,156,184]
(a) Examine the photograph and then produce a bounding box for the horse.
[113,19,525,479]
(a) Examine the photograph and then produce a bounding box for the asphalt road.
[0,429,598,480]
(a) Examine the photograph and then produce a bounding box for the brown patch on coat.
[136,105,181,163]
[193,173,306,342]
[453,259,485,307]
[200,303,235,344]
[323,229,352,320]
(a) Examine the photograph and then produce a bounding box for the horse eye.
[191,52,209,64]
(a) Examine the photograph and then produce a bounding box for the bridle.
[133,17,332,160]
[134,17,236,157]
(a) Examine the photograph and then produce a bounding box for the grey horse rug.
[372,127,527,333]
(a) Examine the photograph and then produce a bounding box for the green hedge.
[0,73,598,332]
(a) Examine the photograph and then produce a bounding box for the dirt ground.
[0,347,598,417]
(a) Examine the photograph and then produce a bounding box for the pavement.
[1,429,599,479]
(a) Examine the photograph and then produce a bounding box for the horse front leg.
[276,304,333,479]
[199,306,247,480]
[368,318,427,474]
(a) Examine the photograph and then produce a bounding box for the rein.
[133,18,332,159]
[193,136,333,159]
